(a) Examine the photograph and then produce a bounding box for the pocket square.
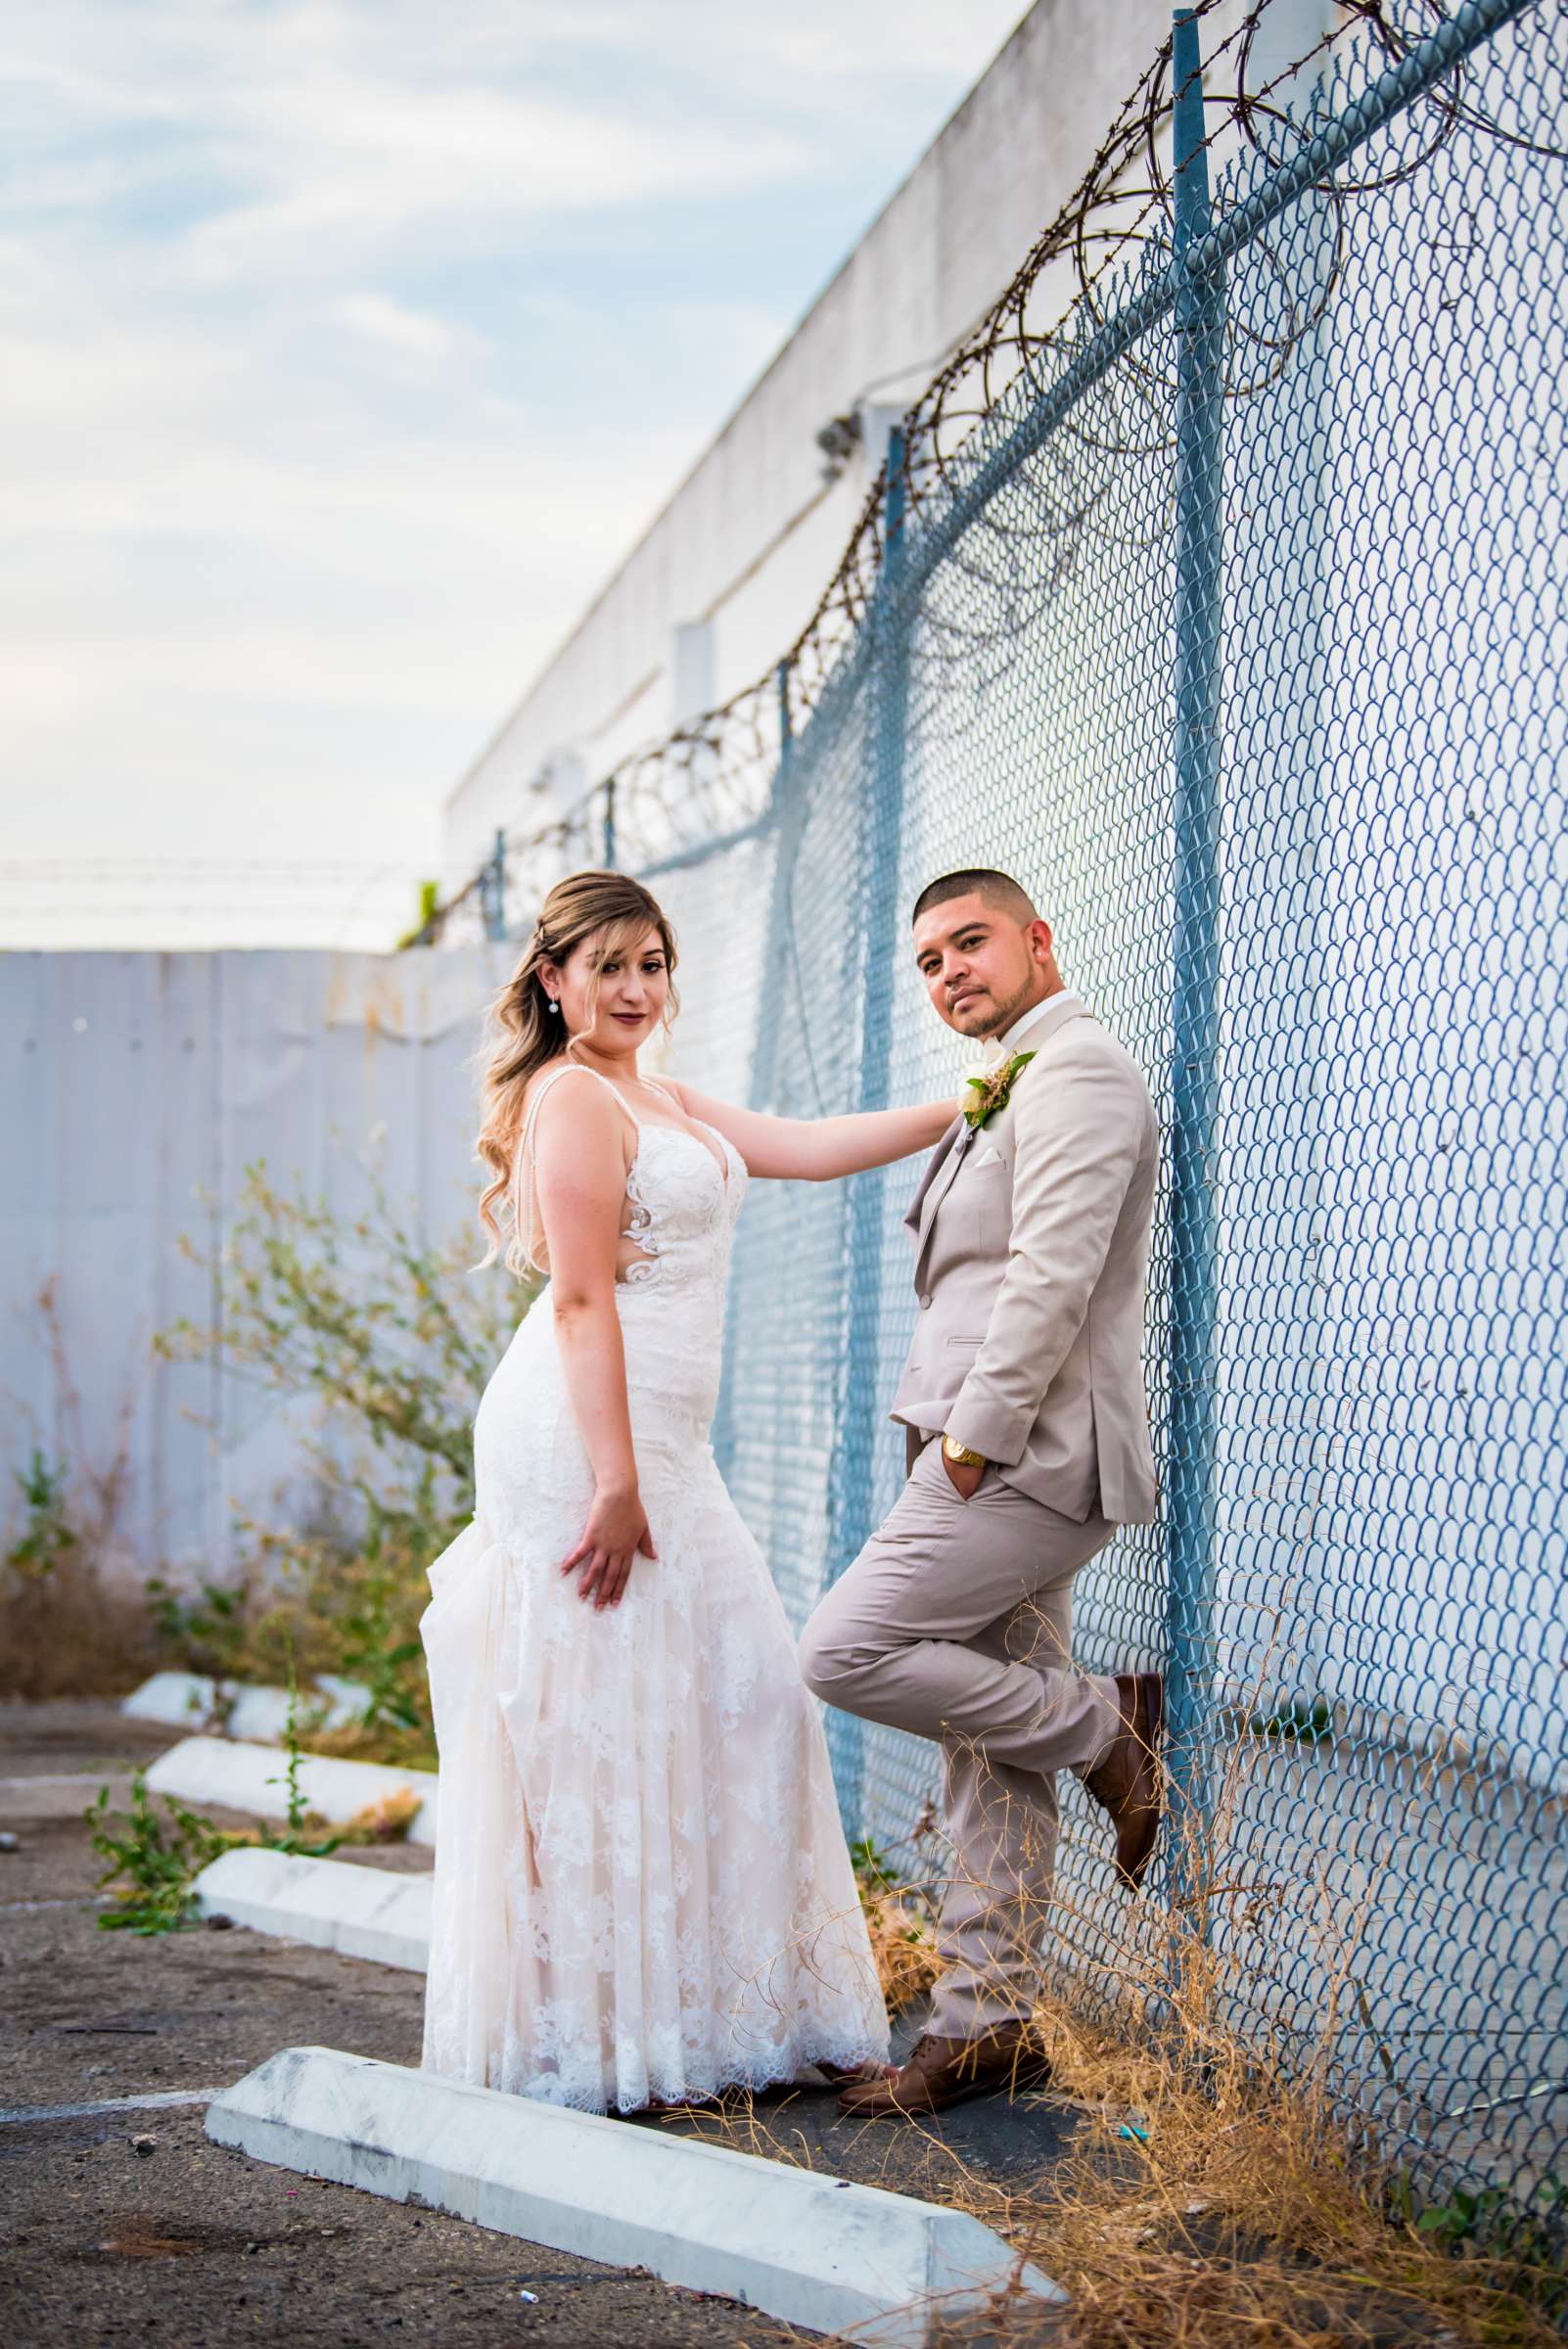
[972,1143,1005,1169]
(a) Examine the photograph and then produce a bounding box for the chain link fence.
[445,0,1568,2201]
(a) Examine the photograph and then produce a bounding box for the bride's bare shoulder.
[523,1062,630,1160]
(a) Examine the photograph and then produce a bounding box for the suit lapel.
[904,1117,964,1238]
[912,1121,975,1282]
[906,993,1090,1285]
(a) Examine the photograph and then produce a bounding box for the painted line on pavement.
[0,2088,225,2127]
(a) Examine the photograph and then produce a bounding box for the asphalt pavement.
[0,1700,1074,2349]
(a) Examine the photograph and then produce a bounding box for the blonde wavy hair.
[476,869,679,1275]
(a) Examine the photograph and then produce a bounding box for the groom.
[800,868,1163,2116]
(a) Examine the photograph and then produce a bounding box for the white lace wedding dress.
[420,1064,890,2113]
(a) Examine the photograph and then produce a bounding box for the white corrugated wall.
[0,946,510,1585]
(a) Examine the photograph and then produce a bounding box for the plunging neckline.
[621,1077,732,1193]
[635,1109,732,1193]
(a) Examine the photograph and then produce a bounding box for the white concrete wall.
[0,946,510,1584]
[442,0,1261,886]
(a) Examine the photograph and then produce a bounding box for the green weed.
[7,1450,78,1581]
[86,1773,238,1936]
[88,1667,342,1933]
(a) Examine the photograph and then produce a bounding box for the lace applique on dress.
[515,1065,736,1291]
[620,1153,662,1286]
[518,1066,735,1296]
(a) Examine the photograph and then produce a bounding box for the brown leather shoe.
[838,2025,1051,2118]
[1082,1671,1164,1889]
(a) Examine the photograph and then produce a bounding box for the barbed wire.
[415,0,1562,949]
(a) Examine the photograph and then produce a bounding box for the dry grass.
[937,1791,1563,2349]
[706,1738,1565,2349]
[2,1286,152,1697]
[329,1784,424,1843]
[195,1786,422,1855]
[964,1976,1565,2349]
[861,1889,943,2016]
[0,1537,155,1699]
[299,1717,439,1774]
[218,1781,424,1851]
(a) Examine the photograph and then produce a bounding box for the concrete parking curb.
[145,1737,438,1845]
[123,1671,370,1742]
[207,2047,1063,2344]
[195,1849,431,1969]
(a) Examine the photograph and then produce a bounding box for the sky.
[0,0,1028,949]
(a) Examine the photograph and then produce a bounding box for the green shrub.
[152,1163,530,1758]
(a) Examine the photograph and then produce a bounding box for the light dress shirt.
[986,989,1067,1061]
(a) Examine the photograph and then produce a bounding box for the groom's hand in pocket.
[561,1485,658,1611]
[941,1452,986,1500]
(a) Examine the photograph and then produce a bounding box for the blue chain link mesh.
[634,0,1568,2201]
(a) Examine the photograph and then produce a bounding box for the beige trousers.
[799,1436,1121,2036]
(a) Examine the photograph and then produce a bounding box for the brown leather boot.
[1082,1671,1164,1889]
[838,2025,1051,2118]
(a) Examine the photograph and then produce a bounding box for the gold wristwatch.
[942,1433,987,1468]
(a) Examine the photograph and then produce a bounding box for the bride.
[420,868,953,2115]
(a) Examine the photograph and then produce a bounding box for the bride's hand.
[560,1483,658,1611]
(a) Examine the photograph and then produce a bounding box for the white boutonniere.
[960,1048,1036,1131]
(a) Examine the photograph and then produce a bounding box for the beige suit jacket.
[890,990,1159,1526]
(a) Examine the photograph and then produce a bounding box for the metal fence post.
[821,426,910,1829]
[710,658,799,1489]
[480,828,508,943]
[741,661,801,1114]
[603,778,618,870]
[744,660,799,1125]
[1225,0,1336,1741]
[1167,9,1223,1919]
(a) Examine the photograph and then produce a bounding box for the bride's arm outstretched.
[531,1078,658,1611]
[661,1080,954,1181]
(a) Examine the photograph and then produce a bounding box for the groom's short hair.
[911,868,1038,926]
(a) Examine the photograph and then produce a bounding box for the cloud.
[337,291,484,362]
[0,0,1028,944]
[2,2,817,286]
